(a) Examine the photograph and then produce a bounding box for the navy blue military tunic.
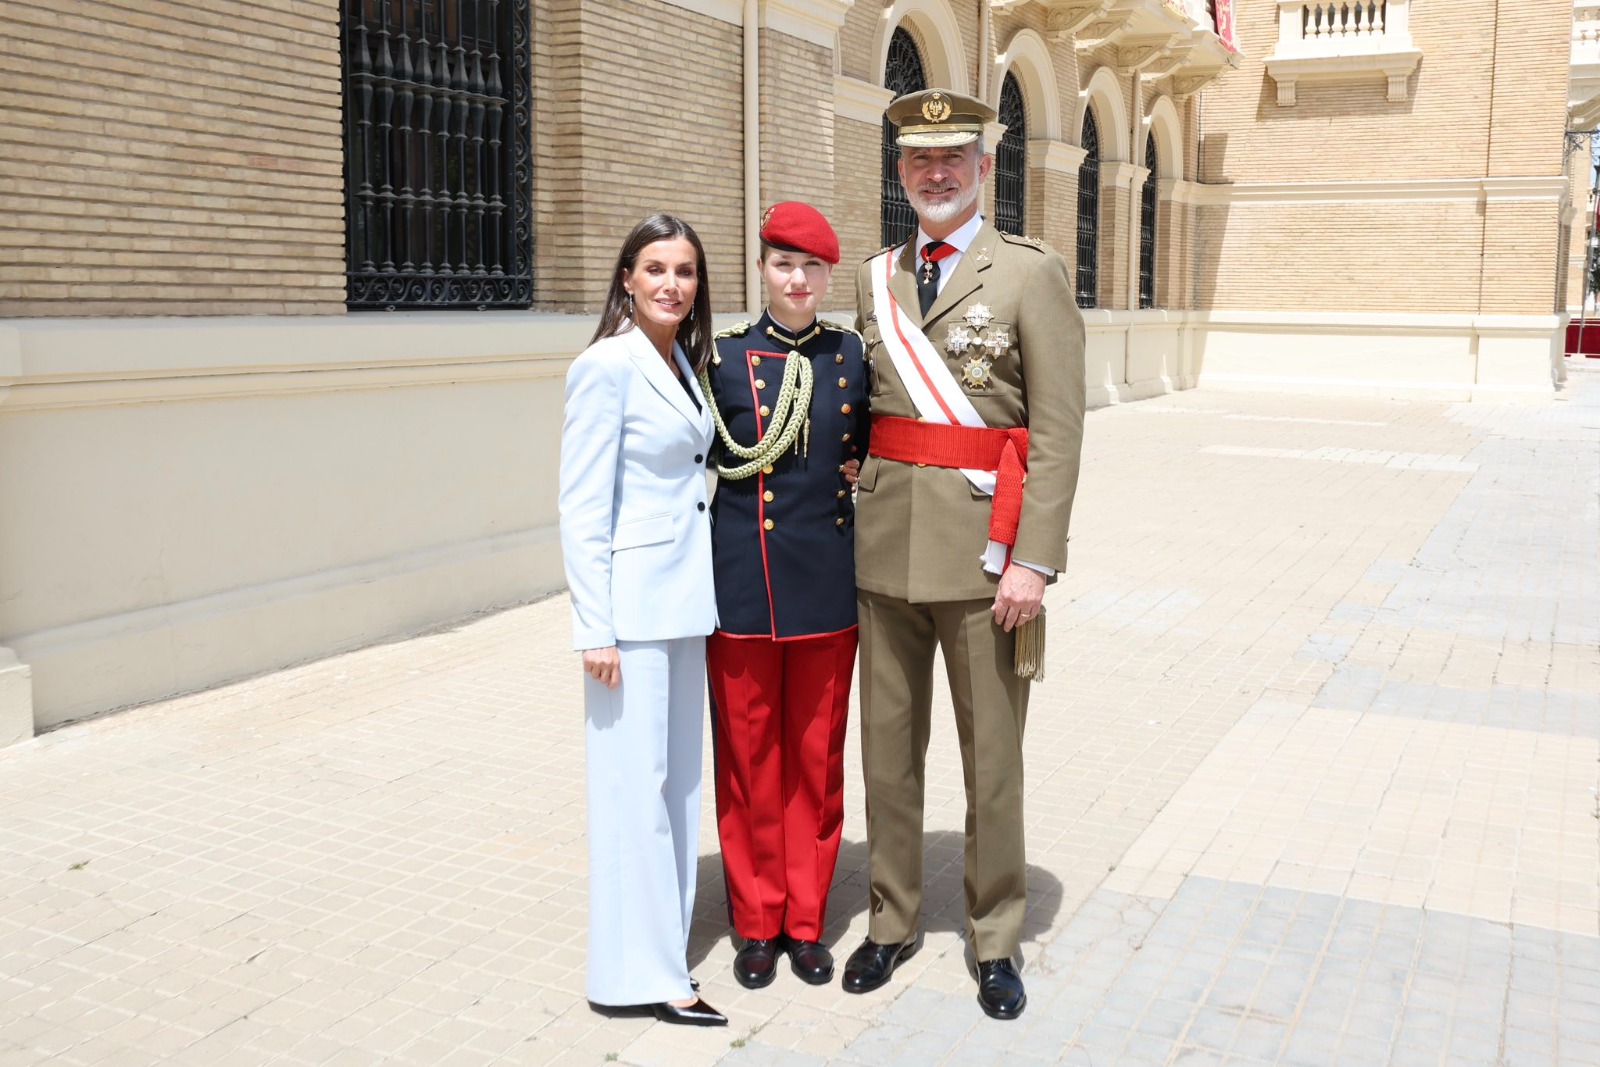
[707,312,873,639]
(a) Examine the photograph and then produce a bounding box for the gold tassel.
[802,417,811,459]
[1013,609,1045,681]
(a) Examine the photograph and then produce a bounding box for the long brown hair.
[591,213,714,373]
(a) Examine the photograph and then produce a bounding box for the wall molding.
[761,0,853,47]
[834,75,894,124]
[1188,176,1569,206]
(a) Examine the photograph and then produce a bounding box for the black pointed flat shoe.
[840,937,917,994]
[733,937,780,989]
[976,958,1026,1020]
[779,934,834,985]
[649,997,727,1026]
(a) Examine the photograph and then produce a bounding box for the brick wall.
[0,0,346,317]
[530,0,744,313]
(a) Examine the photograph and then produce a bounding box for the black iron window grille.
[881,27,927,249]
[1076,109,1100,309]
[341,0,533,310]
[1139,133,1158,309]
[995,73,1027,236]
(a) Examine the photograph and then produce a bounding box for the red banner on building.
[1213,0,1238,53]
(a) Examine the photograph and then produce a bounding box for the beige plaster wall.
[0,316,588,730]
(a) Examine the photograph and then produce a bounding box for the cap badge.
[760,205,775,229]
[922,93,951,123]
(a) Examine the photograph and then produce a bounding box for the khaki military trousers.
[857,588,1031,962]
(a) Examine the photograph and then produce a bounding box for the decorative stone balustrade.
[1572,1,1600,128]
[1262,0,1420,105]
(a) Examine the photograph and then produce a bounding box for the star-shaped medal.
[961,355,995,390]
[946,323,974,354]
[964,303,993,329]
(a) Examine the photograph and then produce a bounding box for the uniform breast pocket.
[612,512,675,551]
[956,320,1013,397]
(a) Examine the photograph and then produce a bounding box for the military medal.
[961,354,994,390]
[964,303,993,329]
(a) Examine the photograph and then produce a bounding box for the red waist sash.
[868,415,1029,547]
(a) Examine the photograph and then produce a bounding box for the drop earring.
[626,292,634,316]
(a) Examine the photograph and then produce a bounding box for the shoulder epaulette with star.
[999,231,1049,253]
[713,321,751,339]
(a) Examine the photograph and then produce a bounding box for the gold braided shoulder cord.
[698,354,814,480]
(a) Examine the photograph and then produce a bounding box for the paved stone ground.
[2,366,1596,1067]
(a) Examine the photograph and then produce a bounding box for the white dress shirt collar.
[915,212,984,259]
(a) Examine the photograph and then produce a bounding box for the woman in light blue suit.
[558,214,726,1026]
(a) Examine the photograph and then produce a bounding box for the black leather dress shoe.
[733,937,779,989]
[649,998,728,1026]
[779,934,834,985]
[840,937,916,994]
[976,958,1026,1020]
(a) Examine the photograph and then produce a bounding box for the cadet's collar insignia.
[922,92,952,123]
[964,303,993,329]
[764,321,823,348]
[961,354,995,390]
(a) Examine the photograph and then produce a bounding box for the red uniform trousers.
[707,628,856,942]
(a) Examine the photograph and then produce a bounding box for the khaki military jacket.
[852,220,1086,603]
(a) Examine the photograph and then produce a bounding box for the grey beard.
[909,184,978,223]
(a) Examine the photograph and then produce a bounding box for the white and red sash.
[868,246,1010,574]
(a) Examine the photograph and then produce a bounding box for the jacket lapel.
[626,325,701,429]
[923,221,996,327]
[888,241,919,325]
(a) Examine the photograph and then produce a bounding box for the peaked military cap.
[887,89,996,148]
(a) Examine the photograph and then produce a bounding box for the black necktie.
[918,240,953,317]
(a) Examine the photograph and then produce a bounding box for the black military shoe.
[779,934,834,985]
[976,958,1026,1020]
[840,937,916,994]
[733,938,779,989]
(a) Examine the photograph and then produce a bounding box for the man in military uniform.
[841,90,1086,1020]
[702,203,873,990]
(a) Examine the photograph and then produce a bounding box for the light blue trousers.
[583,636,705,1005]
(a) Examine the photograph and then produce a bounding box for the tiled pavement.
[3,366,1597,1066]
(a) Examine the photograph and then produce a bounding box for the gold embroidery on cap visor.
[894,124,982,148]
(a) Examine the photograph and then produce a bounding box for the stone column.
[0,330,33,747]
[1031,139,1086,265]
[1099,160,1141,310]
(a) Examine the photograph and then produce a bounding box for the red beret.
[759,201,840,265]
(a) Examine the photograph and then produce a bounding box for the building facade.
[0,0,1587,739]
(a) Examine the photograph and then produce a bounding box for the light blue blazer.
[559,325,717,650]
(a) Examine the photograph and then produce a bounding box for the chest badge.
[946,304,1007,390]
[961,354,995,390]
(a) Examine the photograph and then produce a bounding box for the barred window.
[1075,109,1100,309]
[341,0,533,310]
[881,27,927,249]
[1139,133,1158,309]
[995,73,1027,236]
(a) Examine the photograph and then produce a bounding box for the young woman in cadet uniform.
[700,202,871,989]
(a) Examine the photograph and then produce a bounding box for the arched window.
[881,27,926,248]
[1139,133,1158,309]
[995,73,1027,236]
[1075,108,1100,309]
